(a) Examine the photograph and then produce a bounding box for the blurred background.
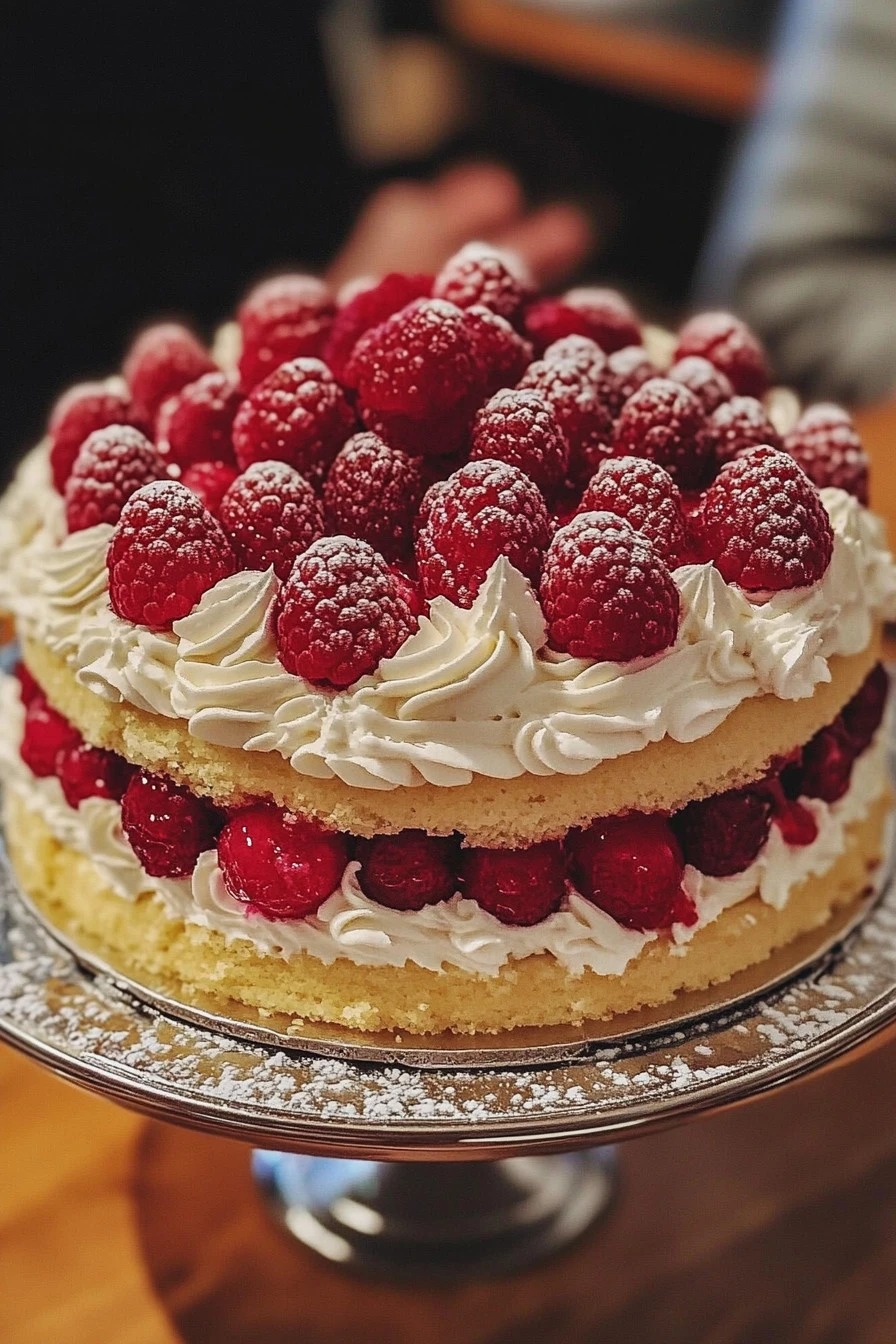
[7,0,895,479]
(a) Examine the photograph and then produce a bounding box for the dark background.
[3,1,768,471]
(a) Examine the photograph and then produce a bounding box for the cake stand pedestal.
[4,839,896,1283]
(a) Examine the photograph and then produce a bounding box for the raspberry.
[49,382,149,492]
[600,346,658,419]
[108,480,237,629]
[123,323,216,421]
[64,426,164,532]
[519,355,614,487]
[357,830,458,911]
[20,699,80,778]
[470,389,568,494]
[542,333,606,373]
[841,663,888,752]
[709,395,781,467]
[323,432,424,563]
[568,813,695,931]
[464,305,533,398]
[345,299,477,418]
[389,563,426,617]
[180,461,239,516]
[218,804,348,921]
[14,661,42,707]
[461,841,566,926]
[155,371,242,469]
[765,776,820,846]
[415,460,552,607]
[524,289,640,356]
[219,460,324,579]
[324,272,433,382]
[674,785,773,877]
[666,355,734,415]
[275,536,416,687]
[691,446,834,591]
[674,311,769,398]
[433,243,532,324]
[231,357,355,485]
[238,274,335,390]
[797,719,857,803]
[578,457,689,568]
[56,742,134,808]
[540,511,680,661]
[783,404,869,505]
[360,401,474,459]
[613,377,713,490]
[121,770,221,878]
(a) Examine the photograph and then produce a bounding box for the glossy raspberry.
[121,770,221,879]
[568,813,695,931]
[64,426,164,532]
[324,273,433,382]
[796,719,857,803]
[524,289,640,356]
[14,661,42,708]
[49,382,149,492]
[464,305,533,398]
[20,699,80,778]
[540,511,680,661]
[841,663,888,752]
[461,841,566,926]
[219,460,324,579]
[783,404,869,505]
[433,243,532,324]
[470,389,568,494]
[218,804,348,921]
[691,446,834,591]
[600,346,658,419]
[275,536,416,687]
[674,311,769,398]
[323,432,425,563]
[613,378,712,490]
[709,395,782,467]
[519,354,613,487]
[345,298,477,418]
[123,323,216,421]
[56,742,134,808]
[765,776,820,846]
[666,355,734,414]
[107,480,237,629]
[155,371,242,469]
[389,564,427,618]
[238,274,335,390]
[674,785,773,877]
[180,461,239,516]
[231,357,355,485]
[357,830,458,911]
[415,460,552,607]
[578,457,689,568]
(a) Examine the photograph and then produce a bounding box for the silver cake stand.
[3,825,896,1282]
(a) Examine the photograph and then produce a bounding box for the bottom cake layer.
[6,787,891,1035]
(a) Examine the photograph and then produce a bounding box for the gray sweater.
[696,0,896,405]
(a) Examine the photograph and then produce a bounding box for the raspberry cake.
[1,249,894,1035]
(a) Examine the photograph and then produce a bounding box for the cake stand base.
[251,1149,618,1281]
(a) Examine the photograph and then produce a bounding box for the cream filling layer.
[7,479,896,790]
[0,676,888,978]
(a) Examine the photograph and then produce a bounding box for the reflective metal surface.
[252,1149,617,1279]
[3,831,896,1160]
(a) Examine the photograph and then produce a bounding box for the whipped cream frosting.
[0,675,889,978]
[9,483,896,790]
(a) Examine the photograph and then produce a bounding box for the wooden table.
[2,405,895,1343]
[442,0,764,118]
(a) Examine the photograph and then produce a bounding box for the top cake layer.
[2,253,895,843]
